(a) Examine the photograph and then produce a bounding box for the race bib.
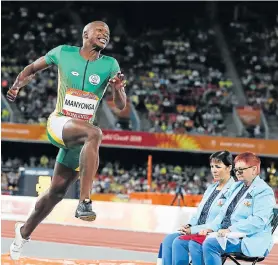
[62,88,99,120]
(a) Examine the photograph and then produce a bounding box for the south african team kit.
[45,45,119,170]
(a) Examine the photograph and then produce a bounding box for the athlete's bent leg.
[62,119,102,221]
[9,163,78,260]
[21,162,78,238]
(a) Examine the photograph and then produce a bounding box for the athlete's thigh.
[56,147,82,172]
[62,118,102,148]
[50,160,79,190]
[47,114,71,149]
[47,114,93,149]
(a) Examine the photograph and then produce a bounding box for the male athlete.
[7,21,127,260]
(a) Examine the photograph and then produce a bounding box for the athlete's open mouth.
[98,38,107,44]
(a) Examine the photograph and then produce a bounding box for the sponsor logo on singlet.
[62,88,99,120]
[89,74,100,85]
[71,71,79,76]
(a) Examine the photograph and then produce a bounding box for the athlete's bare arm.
[112,86,126,110]
[7,56,50,102]
[109,71,127,110]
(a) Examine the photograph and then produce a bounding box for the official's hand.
[109,71,126,91]
[178,226,191,235]
[217,229,230,237]
[199,229,213,236]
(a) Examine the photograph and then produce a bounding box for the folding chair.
[222,207,278,265]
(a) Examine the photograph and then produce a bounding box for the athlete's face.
[87,23,110,50]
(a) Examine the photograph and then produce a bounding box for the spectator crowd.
[2,155,277,196]
[2,2,277,138]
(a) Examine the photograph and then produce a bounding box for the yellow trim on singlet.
[55,68,62,113]
[54,68,66,114]
[47,114,65,146]
[75,166,80,171]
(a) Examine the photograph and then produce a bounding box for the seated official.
[160,151,235,265]
[191,152,276,265]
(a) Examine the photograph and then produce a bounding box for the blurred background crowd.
[2,2,278,137]
[2,152,278,196]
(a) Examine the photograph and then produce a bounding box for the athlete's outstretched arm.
[7,56,50,102]
[109,72,127,110]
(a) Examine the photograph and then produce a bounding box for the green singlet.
[44,45,120,171]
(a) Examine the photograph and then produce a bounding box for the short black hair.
[209,150,233,167]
